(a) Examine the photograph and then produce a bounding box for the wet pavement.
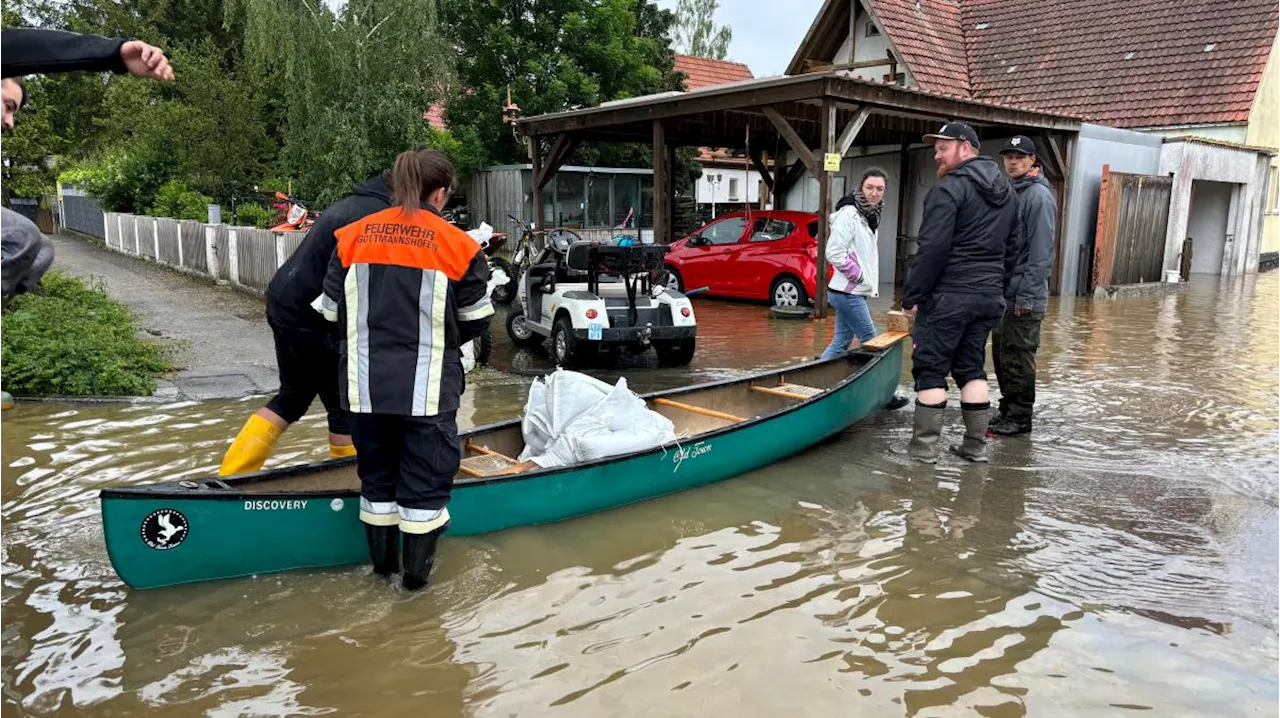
[2,273,1276,717]
[45,233,279,400]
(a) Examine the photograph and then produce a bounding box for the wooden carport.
[514,71,1081,318]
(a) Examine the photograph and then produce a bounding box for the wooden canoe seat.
[861,330,909,352]
[651,397,746,423]
[750,383,824,400]
[460,443,540,478]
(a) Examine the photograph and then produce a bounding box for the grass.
[1,271,173,396]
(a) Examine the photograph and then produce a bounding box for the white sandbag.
[518,369,676,468]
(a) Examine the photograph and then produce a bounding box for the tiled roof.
[674,54,754,90]
[961,0,1278,128]
[790,0,1277,129]
[865,0,970,94]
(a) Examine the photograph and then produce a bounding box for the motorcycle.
[268,191,318,232]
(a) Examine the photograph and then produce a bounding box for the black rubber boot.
[365,524,399,579]
[951,403,991,462]
[907,400,946,464]
[989,414,1032,436]
[401,524,448,591]
[885,394,910,410]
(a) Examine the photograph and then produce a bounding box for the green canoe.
[100,341,903,590]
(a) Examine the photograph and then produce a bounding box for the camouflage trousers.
[991,307,1044,420]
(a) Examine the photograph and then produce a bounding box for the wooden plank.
[652,398,746,423]
[778,382,824,396]
[750,385,811,400]
[1092,164,1115,289]
[536,134,578,190]
[885,309,910,333]
[860,330,908,351]
[1043,134,1067,181]
[762,106,819,177]
[835,106,871,158]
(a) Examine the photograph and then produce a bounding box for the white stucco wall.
[1159,141,1272,277]
[695,164,765,209]
[1142,124,1250,144]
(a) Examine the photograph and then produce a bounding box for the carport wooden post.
[528,136,544,230]
[653,121,668,244]
[815,98,836,320]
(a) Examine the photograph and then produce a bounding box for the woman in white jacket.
[820,168,887,359]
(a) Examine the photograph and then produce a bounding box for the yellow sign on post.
[823,152,842,172]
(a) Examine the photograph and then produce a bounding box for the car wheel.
[552,315,596,369]
[770,276,808,307]
[654,338,696,367]
[505,307,543,348]
[659,265,684,292]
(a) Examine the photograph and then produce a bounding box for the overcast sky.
[655,0,825,77]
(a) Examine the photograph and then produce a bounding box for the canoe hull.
[101,344,901,589]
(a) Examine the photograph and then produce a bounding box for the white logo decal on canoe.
[243,499,308,511]
[330,498,344,512]
[672,441,712,473]
[141,509,188,550]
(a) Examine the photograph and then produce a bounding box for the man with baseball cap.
[989,135,1056,437]
[901,121,1020,463]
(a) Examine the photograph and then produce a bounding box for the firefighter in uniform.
[315,148,492,590]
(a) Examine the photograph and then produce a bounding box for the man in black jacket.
[219,174,393,475]
[990,136,1057,437]
[2,27,174,302]
[902,122,1020,463]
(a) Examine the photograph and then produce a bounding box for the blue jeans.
[820,291,877,359]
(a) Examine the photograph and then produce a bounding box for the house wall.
[831,4,916,85]
[696,163,766,211]
[1159,141,1272,277]
[1245,38,1279,256]
[1143,125,1249,144]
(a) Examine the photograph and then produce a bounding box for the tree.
[440,0,680,172]
[231,0,451,206]
[671,0,731,60]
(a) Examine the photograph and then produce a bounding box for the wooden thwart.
[651,398,746,423]
[460,443,539,478]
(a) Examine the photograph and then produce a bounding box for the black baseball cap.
[999,135,1038,156]
[923,121,980,150]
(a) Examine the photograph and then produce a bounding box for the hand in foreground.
[1014,305,1030,317]
[903,305,918,319]
[120,41,174,81]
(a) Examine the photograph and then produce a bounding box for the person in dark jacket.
[1,27,173,310]
[989,136,1056,437]
[902,122,1020,463]
[316,148,492,591]
[218,174,394,476]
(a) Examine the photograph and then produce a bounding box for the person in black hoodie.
[902,122,1020,464]
[219,174,393,476]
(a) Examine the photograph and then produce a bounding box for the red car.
[662,210,832,306]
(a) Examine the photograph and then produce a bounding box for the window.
[701,216,748,245]
[1269,166,1279,215]
[614,174,641,228]
[865,22,880,37]
[554,173,585,228]
[586,174,612,228]
[728,177,740,200]
[750,218,795,242]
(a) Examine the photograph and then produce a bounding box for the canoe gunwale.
[99,348,894,501]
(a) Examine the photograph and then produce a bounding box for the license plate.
[587,322,603,340]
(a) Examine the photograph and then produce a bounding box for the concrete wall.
[1186,180,1232,273]
[1246,38,1279,256]
[1159,140,1272,277]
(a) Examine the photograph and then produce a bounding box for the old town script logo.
[672,441,712,473]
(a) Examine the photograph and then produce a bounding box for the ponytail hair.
[389,148,455,212]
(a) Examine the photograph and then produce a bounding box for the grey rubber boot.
[907,401,946,464]
[951,405,990,462]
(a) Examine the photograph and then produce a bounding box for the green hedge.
[1,272,173,396]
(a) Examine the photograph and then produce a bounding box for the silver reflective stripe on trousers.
[359,497,399,526]
[399,506,450,535]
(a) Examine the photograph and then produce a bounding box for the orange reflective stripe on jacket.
[334,206,480,279]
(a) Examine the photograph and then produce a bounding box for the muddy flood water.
[3,274,1277,717]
